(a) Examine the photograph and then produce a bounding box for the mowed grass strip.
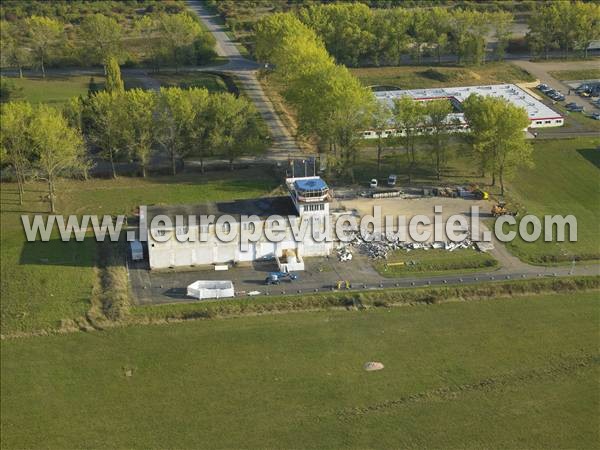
[548,68,600,81]
[504,137,600,264]
[1,292,598,448]
[374,248,497,278]
[350,62,535,89]
[0,169,278,334]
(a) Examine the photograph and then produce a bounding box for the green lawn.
[1,292,598,448]
[6,75,105,105]
[350,62,535,89]
[0,169,279,334]
[375,248,497,278]
[503,137,600,264]
[549,68,600,81]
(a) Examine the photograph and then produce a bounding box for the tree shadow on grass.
[577,148,600,169]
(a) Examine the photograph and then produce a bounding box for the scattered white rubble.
[340,231,479,260]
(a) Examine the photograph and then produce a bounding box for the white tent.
[186,280,234,300]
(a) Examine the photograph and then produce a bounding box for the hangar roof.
[374,84,563,121]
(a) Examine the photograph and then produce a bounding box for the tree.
[208,93,265,170]
[25,16,62,78]
[0,101,34,204]
[430,8,452,64]
[105,56,124,94]
[370,102,393,175]
[155,87,196,175]
[450,10,489,65]
[88,91,126,178]
[492,11,513,61]
[135,15,163,71]
[188,88,213,173]
[423,99,453,180]
[122,89,156,177]
[1,21,30,78]
[527,3,559,59]
[155,13,204,71]
[0,77,24,103]
[573,2,600,58]
[463,94,532,195]
[495,106,532,195]
[29,105,85,212]
[79,14,122,71]
[393,97,425,183]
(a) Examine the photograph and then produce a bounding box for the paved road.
[187,0,300,156]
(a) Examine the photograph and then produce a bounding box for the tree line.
[1,60,266,212]
[213,1,599,66]
[0,7,216,76]
[296,3,513,67]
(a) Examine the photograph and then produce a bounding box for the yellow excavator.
[491,201,517,217]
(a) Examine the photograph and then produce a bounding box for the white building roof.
[374,84,563,122]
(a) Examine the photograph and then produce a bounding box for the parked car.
[565,102,578,109]
[549,91,564,101]
[537,83,549,91]
[369,178,378,188]
[539,85,552,93]
[591,112,600,120]
[568,105,584,112]
[387,174,397,186]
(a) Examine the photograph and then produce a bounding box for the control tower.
[285,176,331,217]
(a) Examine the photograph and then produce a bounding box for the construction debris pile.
[336,231,480,261]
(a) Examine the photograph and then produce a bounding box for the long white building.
[364,83,563,138]
[145,177,334,270]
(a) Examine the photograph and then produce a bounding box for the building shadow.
[19,236,100,267]
[577,148,600,169]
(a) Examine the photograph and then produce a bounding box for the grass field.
[549,68,600,81]
[1,292,598,448]
[350,62,535,89]
[6,75,105,105]
[374,248,497,278]
[0,169,279,334]
[504,137,600,264]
